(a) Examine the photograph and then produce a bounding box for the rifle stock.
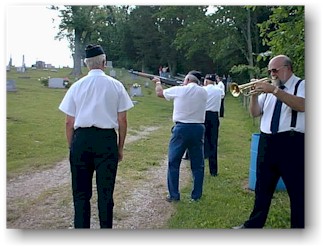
[128,69,182,87]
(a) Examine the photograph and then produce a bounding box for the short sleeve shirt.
[59,69,134,129]
[258,74,305,134]
[163,83,208,123]
[204,84,223,112]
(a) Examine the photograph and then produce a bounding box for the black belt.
[261,130,304,137]
[75,126,115,133]
[175,122,203,125]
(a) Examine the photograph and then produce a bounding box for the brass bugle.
[230,77,270,97]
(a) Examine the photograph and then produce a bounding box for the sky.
[4,5,217,69]
[6,5,73,68]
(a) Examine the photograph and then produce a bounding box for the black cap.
[205,74,216,82]
[188,70,203,81]
[85,44,105,58]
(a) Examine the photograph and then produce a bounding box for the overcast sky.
[6,5,73,68]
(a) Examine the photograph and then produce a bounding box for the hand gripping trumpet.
[229,77,270,97]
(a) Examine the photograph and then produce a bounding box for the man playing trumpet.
[233,54,305,228]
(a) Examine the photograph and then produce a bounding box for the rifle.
[128,69,183,87]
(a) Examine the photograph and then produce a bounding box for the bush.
[39,76,50,87]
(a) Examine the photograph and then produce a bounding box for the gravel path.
[7,126,190,229]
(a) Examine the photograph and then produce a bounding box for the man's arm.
[117,111,128,162]
[256,82,305,112]
[152,77,165,98]
[249,94,262,118]
[65,115,75,148]
[273,87,305,112]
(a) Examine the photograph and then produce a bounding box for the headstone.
[6,65,10,71]
[106,61,113,68]
[48,78,65,88]
[7,79,17,92]
[130,86,143,97]
[16,67,25,73]
[110,69,116,78]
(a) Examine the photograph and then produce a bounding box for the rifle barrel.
[128,69,182,87]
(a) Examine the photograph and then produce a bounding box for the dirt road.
[7,126,190,229]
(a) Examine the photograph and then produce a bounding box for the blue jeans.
[167,123,205,200]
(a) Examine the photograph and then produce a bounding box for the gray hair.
[84,54,106,69]
[187,74,200,84]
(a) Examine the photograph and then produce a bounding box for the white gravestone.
[110,69,116,78]
[130,86,143,97]
[48,78,65,88]
[7,79,17,92]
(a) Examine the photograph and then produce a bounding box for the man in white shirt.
[233,55,305,229]
[203,74,224,176]
[59,44,134,228]
[152,71,208,202]
[215,75,226,117]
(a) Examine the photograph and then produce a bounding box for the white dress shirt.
[258,74,305,134]
[204,84,223,112]
[59,69,134,129]
[163,83,208,123]
[215,81,225,98]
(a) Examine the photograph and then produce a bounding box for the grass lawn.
[6,67,290,228]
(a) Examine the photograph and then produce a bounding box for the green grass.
[6,67,290,228]
[6,67,173,177]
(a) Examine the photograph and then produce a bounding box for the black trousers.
[244,131,305,228]
[204,111,220,175]
[220,98,225,117]
[69,127,118,228]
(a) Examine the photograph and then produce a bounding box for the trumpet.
[230,78,270,97]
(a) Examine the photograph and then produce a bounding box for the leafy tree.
[52,5,112,76]
[258,6,305,77]
[155,6,209,75]
[173,6,271,81]
[127,6,161,73]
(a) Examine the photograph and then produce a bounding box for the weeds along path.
[7,126,191,229]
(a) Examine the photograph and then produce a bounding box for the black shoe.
[232,224,246,229]
[211,173,218,177]
[165,196,180,202]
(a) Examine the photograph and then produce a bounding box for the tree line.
[51,5,304,82]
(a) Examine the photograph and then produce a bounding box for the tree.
[52,5,112,76]
[258,6,305,77]
[127,6,161,73]
[172,6,271,80]
[154,6,208,75]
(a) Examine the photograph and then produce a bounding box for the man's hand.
[152,77,161,84]
[254,82,276,94]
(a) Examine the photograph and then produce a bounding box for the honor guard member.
[59,44,134,228]
[152,71,208,202]
[203,74,224,176]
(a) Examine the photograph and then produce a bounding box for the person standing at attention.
[215,75,226,117]
[59,44,134,228]
[152,71,208,202]
[203,74,224,176]
[233,54,305,229]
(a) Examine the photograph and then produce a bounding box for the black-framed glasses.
[267,65,287,74]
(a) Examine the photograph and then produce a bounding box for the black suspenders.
[290,79,303,128]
